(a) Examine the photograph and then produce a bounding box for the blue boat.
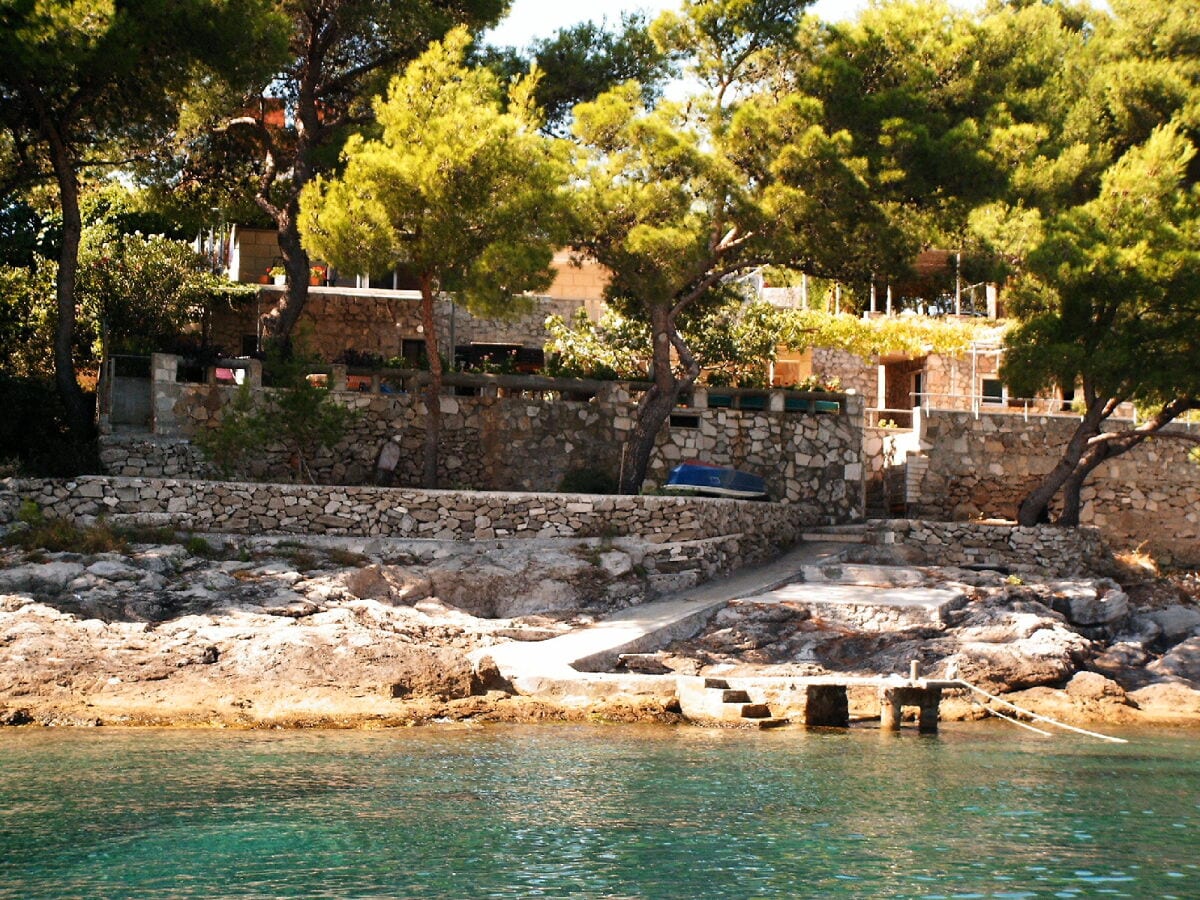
[664,462,768,500]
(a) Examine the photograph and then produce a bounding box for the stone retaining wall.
[4,476,807,567]
[906,410,1200,565]
[858,519,1109,576]
[103,365,864,524]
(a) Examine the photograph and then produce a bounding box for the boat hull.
[664,463,768,500]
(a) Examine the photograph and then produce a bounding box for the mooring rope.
[971,697,1054,737]
[953,678,1128,744]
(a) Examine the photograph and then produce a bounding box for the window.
[400,340,425,366]
[981,378,1004,404]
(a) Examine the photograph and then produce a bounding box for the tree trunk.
[419,276,442,489]
[618,304,697,494]
[259,202,310,343]
[1016,400,1106,526]
[619,383,677,494]
[49,145,92,440]
[1057,469,1087,526]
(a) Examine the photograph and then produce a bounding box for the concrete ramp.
[473,542,847,688]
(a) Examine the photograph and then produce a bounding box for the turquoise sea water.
[1,723,1197,899]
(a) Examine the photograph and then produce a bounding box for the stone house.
[214,227,606,366]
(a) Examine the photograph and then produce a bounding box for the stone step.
[721,689,752,704]
[758,718,790,730]
[703,677,731,690]
[801,531,867,544]
[740,703,772,719]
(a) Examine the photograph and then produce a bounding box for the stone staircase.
[684,677,790,729]
[799,523,869,543]
[865,462,910,518]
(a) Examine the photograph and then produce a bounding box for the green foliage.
[300,28,571,313]
[544,308,650,380]
[184,535,216,558]
[4,510,127,555]
[652,0,805,97]
[0,199,58,267]
[194,372,360,485]
[76,229,247,357]
[16,500,42,527]
[1001,126,1200,405]
[789,373,843,393]
[187,0,507,342]
[0,375,97,476]
[193,383,262,479]
[777,309,988,360]
[558,467,619,495]
[0,0,289,433]
[525,14,674,135]
[0,263,57,378]
[685,298,784,388]
[1,220,253,378]
[0,1,287,164]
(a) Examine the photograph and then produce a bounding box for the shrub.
[559,467,618,494]
[0,376,99,476]
[4,511,127,554]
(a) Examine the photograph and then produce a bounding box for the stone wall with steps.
[904,410,1200,565]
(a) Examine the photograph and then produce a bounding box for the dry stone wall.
[106,373,864,525]
[906,411,1200,565]
[854,519,1109,576]
[6,476,807,567]
[811,348,876,398]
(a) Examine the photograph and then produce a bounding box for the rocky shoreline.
[2,529,1199,730]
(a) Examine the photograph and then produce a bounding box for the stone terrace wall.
[907,410,1200,565]
[811,348,876,398]
[7,476,808,566]
[108,374,864,525]
[209,288,587,360]
[857,519,1109,576]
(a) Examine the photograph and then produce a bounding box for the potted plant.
[269,265,286,285]
[309,264,327,286]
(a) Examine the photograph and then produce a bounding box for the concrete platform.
[471,546,963,728]
[737,580,967,631]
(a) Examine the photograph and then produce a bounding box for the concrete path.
[474,541,848,681]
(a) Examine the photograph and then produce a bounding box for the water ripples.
[0,724,1196,898]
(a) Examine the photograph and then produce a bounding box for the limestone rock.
[599,550,633,577]
[1145,605,1200,644]
[918,597,1089,693]
[1047,578,1129,627]
[0,561,86,595]
[1147,636,1200,686]
[86,559,142,581]
[386,647,482,700]
[128,546,188,574]
[1065,671,1128,704]
[1128,681,1200,720]
[1089,642,1155,689]
[343,565,431,605]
